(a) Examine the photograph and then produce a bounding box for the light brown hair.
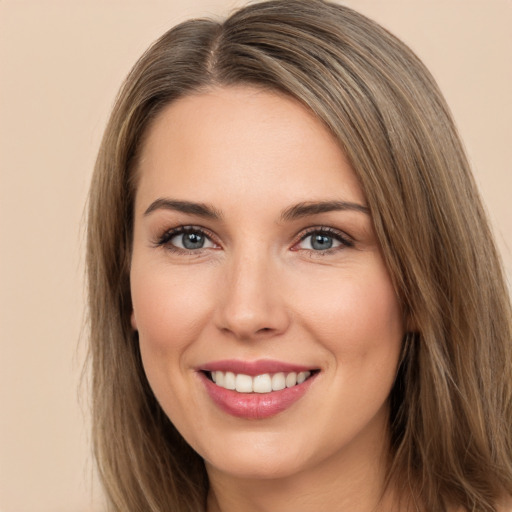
[86,1,512,510]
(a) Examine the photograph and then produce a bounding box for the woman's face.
[130,86,404,481]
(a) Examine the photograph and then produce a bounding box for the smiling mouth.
[205,370,318,393]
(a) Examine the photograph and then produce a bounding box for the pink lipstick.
[197,359,319,420]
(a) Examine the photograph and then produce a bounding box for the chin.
[205,448,309,481]
[193,426,311,480]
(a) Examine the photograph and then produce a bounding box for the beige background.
[0,1,510,511]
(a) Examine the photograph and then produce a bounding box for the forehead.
[135,86,365,212]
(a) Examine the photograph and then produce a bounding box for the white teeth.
[209,370,313,393]
[271,372,286,391]
[235,374,253,393]
[253,374,272,393]
[224,371,236,390]
[285,372,297,388]
[297,371,310,384]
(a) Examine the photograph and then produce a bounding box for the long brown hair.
[86,1,512,510]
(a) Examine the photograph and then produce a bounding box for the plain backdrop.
[0,1,510,511]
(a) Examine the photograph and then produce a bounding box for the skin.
[130,86,405,512]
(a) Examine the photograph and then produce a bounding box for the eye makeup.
[152,223,355,258]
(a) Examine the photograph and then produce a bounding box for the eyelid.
[153,224,353,255]
[291,226,354,251]
[154,225,221,251]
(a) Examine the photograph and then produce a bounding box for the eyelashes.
[154,225,354,256]
[293,227,354,253]
[155,226,219,253]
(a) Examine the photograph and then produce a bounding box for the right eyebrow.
[280,200,370,221]
[144,198,223,220]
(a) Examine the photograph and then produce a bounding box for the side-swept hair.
[86,1,512,510]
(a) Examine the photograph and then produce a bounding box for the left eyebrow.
[143,198,223,219]
[280,200,370,221]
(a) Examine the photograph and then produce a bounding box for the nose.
[214,250,291,341]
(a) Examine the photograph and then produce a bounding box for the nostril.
[215,292,291,339]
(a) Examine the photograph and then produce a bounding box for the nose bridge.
[216,244,289,339]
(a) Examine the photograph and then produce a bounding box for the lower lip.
[199,372,317,420]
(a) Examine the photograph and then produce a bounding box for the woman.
[86,1,512,510]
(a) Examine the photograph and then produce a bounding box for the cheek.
[291,259,403,364]
[129,265,215,421]
[130,264,216,355]
[130,263,218,418]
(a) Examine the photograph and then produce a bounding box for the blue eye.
[174,231,207,250]
[310,234,335,250]
[158,227,217,251]
[297,229,352,252]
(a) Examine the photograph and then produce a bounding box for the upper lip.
[199,359,317,376]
